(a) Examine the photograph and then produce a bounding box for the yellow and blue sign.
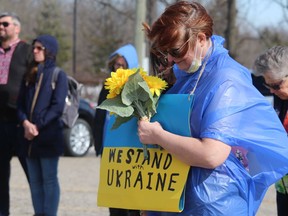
[98,94,192,212]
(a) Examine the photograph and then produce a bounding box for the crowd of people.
[1,1,288,216]
[0,12,67,216]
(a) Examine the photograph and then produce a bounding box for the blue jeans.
[26,157,60,216]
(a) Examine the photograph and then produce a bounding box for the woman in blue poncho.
[138,1,288,216]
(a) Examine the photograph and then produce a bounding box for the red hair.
[143,1,213,58]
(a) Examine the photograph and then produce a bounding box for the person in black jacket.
[254,46,288,216]
[0,12,33,216]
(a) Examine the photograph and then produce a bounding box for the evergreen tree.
[33,0,71,68]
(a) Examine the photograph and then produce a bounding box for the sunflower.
[105,68,136,98]
[144,75,168,96]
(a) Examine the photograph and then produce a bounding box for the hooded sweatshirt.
[17,34,68,157]
[109,44,138,70]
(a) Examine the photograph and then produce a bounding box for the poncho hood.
[109,44,138,70]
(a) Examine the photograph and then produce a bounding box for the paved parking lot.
[10,151,109,216]
[10,150,277,216]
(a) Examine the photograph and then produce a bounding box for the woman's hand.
[23,119,39,140]
[137,120,163,145]
[138,119,231,169]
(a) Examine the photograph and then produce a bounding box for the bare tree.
[75,0,136,80]
[273,0,288,23]
[224,0,237,58]
[2,0,288,84]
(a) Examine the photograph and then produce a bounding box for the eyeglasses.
[152,48,176,70]
[33,46,45,51]
[263,79,285,91]
[263,82,281,90]
[114,63,127,69]
[151,50,175,78]
[155,51,169,68]
[0,22,10,27]
[167,37,192,58]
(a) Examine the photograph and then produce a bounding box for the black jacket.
[0,41,33,121]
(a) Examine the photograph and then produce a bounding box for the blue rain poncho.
[148,35,288,216]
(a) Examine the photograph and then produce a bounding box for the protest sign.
[98,94,192,212]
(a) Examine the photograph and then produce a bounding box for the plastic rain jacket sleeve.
[147,35,288,216]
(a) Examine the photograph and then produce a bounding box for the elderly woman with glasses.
[137,1,288,216]
[254,46,288,216]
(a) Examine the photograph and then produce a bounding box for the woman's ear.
[197,33,207,47]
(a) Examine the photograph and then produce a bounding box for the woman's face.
[113,56,127,71]
[167,50,194,71]
[166,35,205,72]
[263,72,288,100]
[33,41,45,63]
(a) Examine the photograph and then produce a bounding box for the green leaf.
[122,71,150,106]
[111,115,134,130]
[138,80,153,102]
[138,81,157,114]
[97,96,134,117]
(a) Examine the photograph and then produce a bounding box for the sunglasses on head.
[33,45,45,51]
[0,22,10,27]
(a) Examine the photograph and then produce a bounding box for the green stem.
[133,101,149,160]
[133,100,146,118]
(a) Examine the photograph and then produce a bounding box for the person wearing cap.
[17,34,68,216]
[0,12,33,216]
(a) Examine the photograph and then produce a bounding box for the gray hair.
[253,46,288,80]
[0,12,21,27]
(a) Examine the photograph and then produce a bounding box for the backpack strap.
[30,73,43,121]
[51,67,61,90]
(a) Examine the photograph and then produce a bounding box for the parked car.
[63,98,96,157]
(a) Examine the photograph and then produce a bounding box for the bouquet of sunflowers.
[97,68,168,158]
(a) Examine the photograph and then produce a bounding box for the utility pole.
[134,0,147,69]
[225,0,236,58]
[73,0,77,76]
